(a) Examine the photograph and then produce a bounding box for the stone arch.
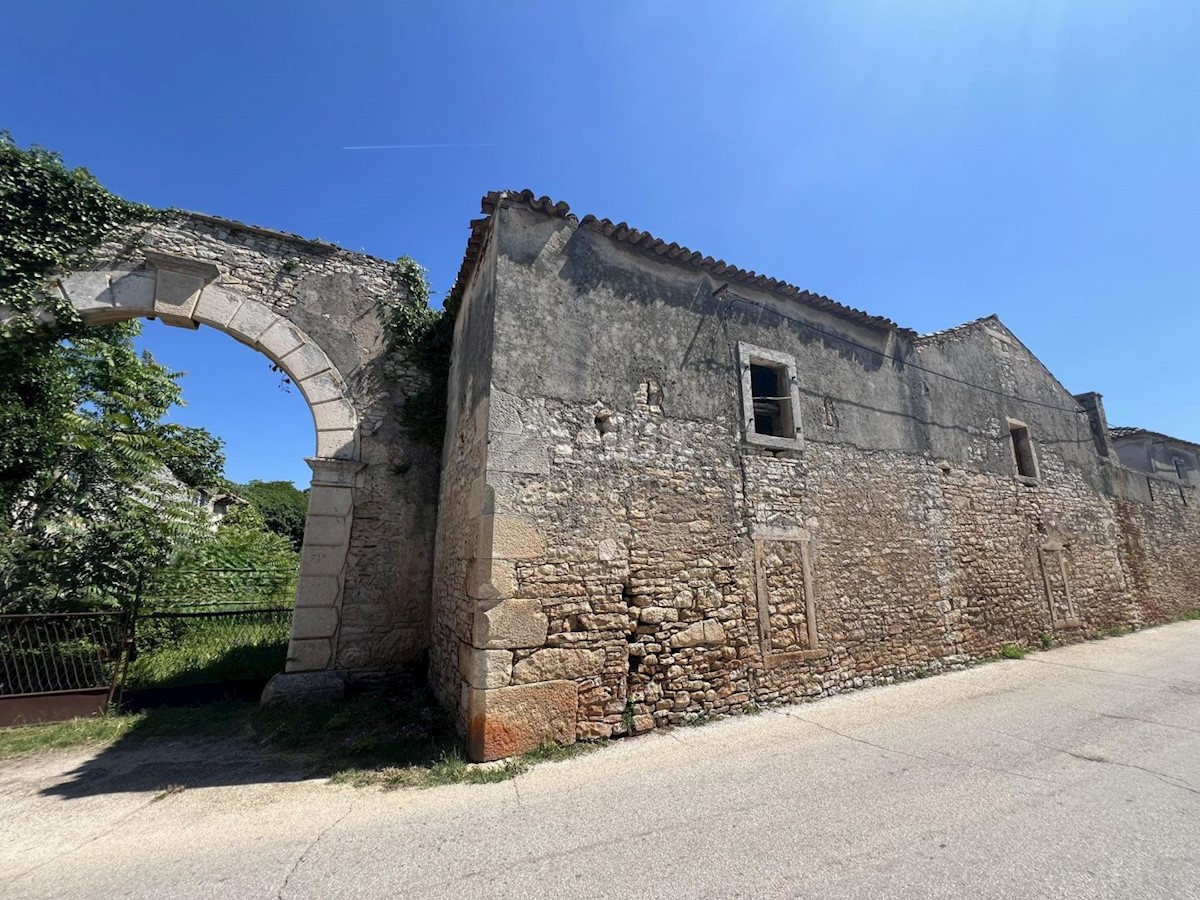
[54,254,364,676]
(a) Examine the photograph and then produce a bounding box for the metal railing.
[1,568,297,713]
[0,612,127,697]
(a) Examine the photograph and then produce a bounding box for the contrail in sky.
[342,143,495,150]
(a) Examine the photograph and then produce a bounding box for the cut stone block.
[290,606,339,640]
[286,637,332,672]
[473,599,548,650]
[312,398,358,434]
[191,285,242,328]
[671,619,727,649]
[459,644,513,689]
[305,485,354,518]
[59,272,113,315]
[227,299,281,346]
[475,514,545,561]
[297,368,350,406]
[512,648,605,684]
[302,513,351,547]
[466,557,517,601]
[294,575,340,608]
[466,680,578,761]
[256,318,306,361]
[153,268,205,327]
[300,544,345,578]
[315,429,357,460]
[279,340,333,382]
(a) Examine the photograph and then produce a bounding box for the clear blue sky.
[4,1,1198,484]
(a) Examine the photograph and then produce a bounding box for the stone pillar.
[459,512,580,761]
[285,457,364,673]
[263,457,363,705]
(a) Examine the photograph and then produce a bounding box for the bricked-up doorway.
[24,213,444,693]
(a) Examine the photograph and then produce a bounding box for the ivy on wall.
[0,131,163,341]
[380,256,457,450]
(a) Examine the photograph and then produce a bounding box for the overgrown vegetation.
[0,135,231,612]
[233,479,308,549]
[1000,644,1027,659]
[380,256,457,448]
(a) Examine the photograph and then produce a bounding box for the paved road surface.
[3,622,1199,899]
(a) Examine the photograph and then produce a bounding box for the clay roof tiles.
[454,189,916,338]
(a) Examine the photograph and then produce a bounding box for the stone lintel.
[143,250,221,282]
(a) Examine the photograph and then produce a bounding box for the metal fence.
[0,612,127,697]
[0,568,296,725]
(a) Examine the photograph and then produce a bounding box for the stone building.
[1110,427,1199,487]
[431,191,1200,760]
[31,191,1200,761]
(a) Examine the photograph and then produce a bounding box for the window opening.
[1010,423,1037,479]
[749,363,790,438]
[1174,458,1188,482]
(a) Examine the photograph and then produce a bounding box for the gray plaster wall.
[429,223,499,716]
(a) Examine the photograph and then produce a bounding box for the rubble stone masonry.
[433,196,1200,760]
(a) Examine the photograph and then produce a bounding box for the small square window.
[738,342,802,451]
[1008,420,1039,480]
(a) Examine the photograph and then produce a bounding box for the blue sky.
[4,1,1198,484]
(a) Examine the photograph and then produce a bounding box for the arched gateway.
[43,213,440,695]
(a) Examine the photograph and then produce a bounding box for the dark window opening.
[1010,424,1037,479]
[750,363,790,438]
[1174,458,1188,482]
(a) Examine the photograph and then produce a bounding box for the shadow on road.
[32,681,463,800]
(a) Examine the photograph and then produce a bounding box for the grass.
[1000,644,1027,659]
[0,689,601,790]
[125,617,290,689]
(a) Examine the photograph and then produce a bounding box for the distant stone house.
[38,192,1200,762]
[1110,427,1199,488]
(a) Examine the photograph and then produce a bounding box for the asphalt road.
[3,621,1199,899]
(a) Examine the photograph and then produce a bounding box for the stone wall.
[64,213,440,677]
[437,196,1200,760]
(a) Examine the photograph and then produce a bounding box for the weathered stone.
[671,620,727,649]
[512,648,604,684]
[640,606,677,626]
[466,681,578,761]
[459,645,513,689]
[631,715,656,734]
[260,671,346,706]
[286,637,332,672]
[290,606,339,640]
[473,599,548,649]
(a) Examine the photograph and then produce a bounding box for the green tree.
[236,479,309,549]
[0,135,215,611]
[151,503,299,608]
